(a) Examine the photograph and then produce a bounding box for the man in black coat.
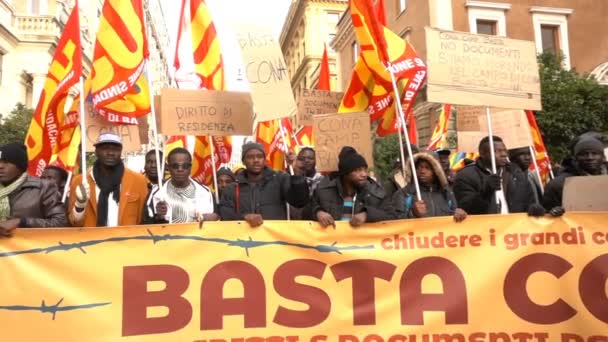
[543,137,607,210]
[453,136,538,215]
[312,147,394,228]
[219,142,309,227]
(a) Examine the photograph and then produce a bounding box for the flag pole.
[387,65,421,201]
[529,145,544,194]
[208,136,220,204]
[78,76,87,176]
[145,59,163,191]
[62,171,73,203]
[485,107,502,209]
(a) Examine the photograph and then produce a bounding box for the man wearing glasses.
[67,132,149,227]
[152,147,218,223]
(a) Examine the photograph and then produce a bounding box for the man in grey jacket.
[0,143,67,237]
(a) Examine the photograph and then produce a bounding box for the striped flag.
[191,136,232,188]
[427,104,452,150]
[256,118,295,171]
[525,110,552,184]
[339,0,426,136]
[91,0,150,124]
[296,125,314,148]
[174,0,224,90]
[24,1,82,176]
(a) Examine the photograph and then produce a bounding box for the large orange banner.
[1,213,607,340]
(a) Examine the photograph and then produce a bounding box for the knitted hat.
[338,147,368,176]
[508,147,530,159]
[0,143,28,171]
[217,167,235,180]
[435,148,451,156]
[574,138,604,156]
[241,142,265,161]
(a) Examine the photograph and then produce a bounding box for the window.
[540,25,560,54]
[399,0,407,13]
[328,33,336,43]
[327,12,340,24]
[531,6,573,69]
[465,1,510,36]
[476,20,497,35]
[28,0,47,15]
[352,41,359,65]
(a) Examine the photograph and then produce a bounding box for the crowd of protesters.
[0,129,606,237]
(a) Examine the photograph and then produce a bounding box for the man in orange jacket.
[67,132,148,227]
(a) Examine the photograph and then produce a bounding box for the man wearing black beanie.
[0,143,67,237]
[543,137,607,210]
[311,146,395,228]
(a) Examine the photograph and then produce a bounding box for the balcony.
[12,15,60,42]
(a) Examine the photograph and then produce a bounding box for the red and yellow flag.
[339,0,426,136]
[164,135,187,155]
[317,44,331,91]
[24,1,82,176]
[174,0,224,90]
[295,125,314,148]
[256,118,295,171]
[191,136,232,188]
[91,0,150,124]
[525,110,552,184]
[427,104,452,150]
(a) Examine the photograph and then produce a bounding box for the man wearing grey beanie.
[543,137,607,210]
[219,141,309,227]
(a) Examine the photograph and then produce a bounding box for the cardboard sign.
[563,176,608,211]
[457,109,532,152]
[234,24,297,122]
[455,105,485,131]
[137,116,149,145]
[297,90,344,126]
[425,27,541,110]
[84,102,141,152]
[159,88,254,136]
[313,112,373,172]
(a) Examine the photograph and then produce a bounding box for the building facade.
[332,0,608,144]
[279,0,348,99]
[0,0,170,119]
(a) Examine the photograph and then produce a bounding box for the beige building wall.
[332,0,608,145]
[0,0,170,119]
[280,0,347,100]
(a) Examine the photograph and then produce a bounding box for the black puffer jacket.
[311,176,395,222]
[219,167,309,220]
[392,153,458,218]
[453,161,534,214]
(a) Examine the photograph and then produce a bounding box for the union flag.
[91,0,150,124]
[24,1,82,176]
[525,110,552,184]
[339,0,426,136]
[175,0,224,90]
[427,104,452,150]
[256,118,295,171]
[191,136,232,188]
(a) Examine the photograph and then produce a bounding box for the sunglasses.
[169,162,192,170]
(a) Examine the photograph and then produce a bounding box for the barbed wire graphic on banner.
[0,229,376,258]
[0,298,111,320]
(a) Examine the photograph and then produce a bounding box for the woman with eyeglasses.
[151,148,219,223]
